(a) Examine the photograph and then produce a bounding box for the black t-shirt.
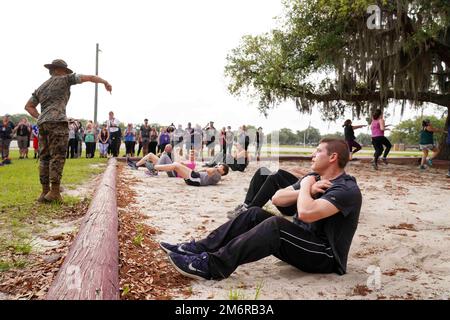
[0,121,15,139]
[292,172,362,275]
[140,125,150,139]
[344,125,355,140]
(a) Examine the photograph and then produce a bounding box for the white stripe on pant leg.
[281,230,331,249]
[280,237,334,258]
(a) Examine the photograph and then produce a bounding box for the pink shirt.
[185,161,196,170]
[371,119,384,137]
[176,161,196,178]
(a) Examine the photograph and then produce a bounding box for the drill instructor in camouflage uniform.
[25,59,112,203]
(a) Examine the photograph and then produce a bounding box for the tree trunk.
[435,106,450,160]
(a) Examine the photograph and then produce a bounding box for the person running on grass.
[342,119,366,160]
[370,109,392,170]
[419,119,447,170]
[160,138,362,280]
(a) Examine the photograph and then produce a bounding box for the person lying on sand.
[160,138,362,279]
[128,144,196,177]
[204,142,250,172]
[145,161,228,186]
[129,145,228,186]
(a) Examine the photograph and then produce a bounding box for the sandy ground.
[122,159,450,300]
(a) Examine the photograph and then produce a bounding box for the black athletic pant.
[110,131,121,157]
[196,207,335,279]
[158,143,168,154]
[149,141,158,155]
[222,141,227,163]
[244,167,299,216]
[67,138,78,158]
[372,136,392,164]
[85,142,96,158]
[207,153,247,172]
[125,141,136,155]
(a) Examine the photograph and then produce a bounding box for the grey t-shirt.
[199,171,221,186]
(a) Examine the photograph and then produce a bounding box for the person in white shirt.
[107,111,121,157]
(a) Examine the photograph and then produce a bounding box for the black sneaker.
[382,158,388,165]
[168,252,211,280]
[160,240,202,255]
[144,169,158,176]
[372,162,378,170]
[127,159,138,170]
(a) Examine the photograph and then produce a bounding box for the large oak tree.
[225,0,450,158]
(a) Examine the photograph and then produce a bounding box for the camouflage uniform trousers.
[38,122,69,185]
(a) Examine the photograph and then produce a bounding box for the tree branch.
[301,90,450,107]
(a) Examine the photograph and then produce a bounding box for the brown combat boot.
[44,183,63,203]
[37,184,50,203]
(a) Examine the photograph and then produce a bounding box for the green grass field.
[0,150,107,271]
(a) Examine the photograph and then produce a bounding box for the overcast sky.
[0,0,442,135]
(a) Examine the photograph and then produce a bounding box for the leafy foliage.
[225,0,450,121]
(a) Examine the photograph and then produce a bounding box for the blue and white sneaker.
[168,252,211,280]
[427,159,433,167]
[159,240,202,255]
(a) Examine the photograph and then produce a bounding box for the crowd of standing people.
[0,114,39,164]
[2,108,450,179]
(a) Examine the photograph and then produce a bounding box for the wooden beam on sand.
[46,158,119,300]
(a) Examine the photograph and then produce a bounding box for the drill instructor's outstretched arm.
[79,75,112,93]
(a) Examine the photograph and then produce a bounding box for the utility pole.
[94,43,100,124]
